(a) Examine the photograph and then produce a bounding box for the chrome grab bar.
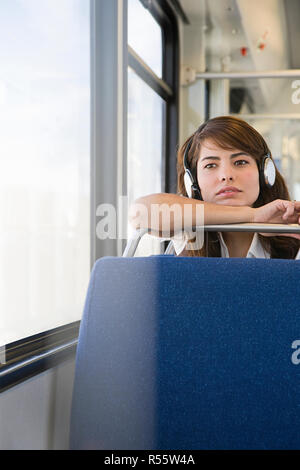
[122,228,149,257]
[123,223,300,257]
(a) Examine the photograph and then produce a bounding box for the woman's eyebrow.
[200,152,250,162]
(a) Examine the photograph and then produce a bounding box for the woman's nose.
[221,175,233,181]
[220,170,234,181]
[219,163,235,182]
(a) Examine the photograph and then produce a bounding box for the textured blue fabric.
[70,256,300,450]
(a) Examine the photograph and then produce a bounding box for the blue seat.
[70,255,300,449]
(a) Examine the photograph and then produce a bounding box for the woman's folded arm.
[129,193,300,237]
[129,193,255,236]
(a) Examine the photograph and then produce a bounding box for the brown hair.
[177,116,300,259]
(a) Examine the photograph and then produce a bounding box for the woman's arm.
[129,193,300,235]
[129,193,254,235]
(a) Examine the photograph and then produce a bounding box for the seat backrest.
[70,255,300,449]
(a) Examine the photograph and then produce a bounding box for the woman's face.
[196,138,260,206]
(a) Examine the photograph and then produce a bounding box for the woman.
[129,116,300,259]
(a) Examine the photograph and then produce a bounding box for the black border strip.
[158,0,179,194]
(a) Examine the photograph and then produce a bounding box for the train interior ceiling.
[1,0,300,450]
[181,0,300,202]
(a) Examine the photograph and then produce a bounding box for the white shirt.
[218,232,270,258]
[158,231,300,259]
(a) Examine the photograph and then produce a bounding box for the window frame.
[0,0,179,392]
[128,0,179,194]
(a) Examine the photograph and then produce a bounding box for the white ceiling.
[180,0,300,69]
[179,0,299,110]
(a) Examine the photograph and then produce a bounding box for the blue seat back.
[70,256,300,449]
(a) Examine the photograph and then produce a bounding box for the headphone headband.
[183,140,193,172]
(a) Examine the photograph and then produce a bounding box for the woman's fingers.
[279,200,300,223]
[282,203,292,220]
[252,199,300,224]
[281,200,294,218]
[259,200,300,235]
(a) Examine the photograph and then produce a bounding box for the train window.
[128,0,162,78]
[127,0,179,256]
[128,67,165,201]
[0,0,178,390]
[127,68,165,255]
[0,0,90,384]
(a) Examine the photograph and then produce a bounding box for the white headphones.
[183,138,276,200]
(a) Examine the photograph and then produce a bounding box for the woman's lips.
[216,190,241,197]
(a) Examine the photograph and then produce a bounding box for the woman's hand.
[253,199,300,240]
[129,194,300,237]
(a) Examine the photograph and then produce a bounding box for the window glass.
[0,0,90,346]
[128,0,162,78]
[127,67,165,255]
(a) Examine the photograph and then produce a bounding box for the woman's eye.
[203,160,249,169]
[204,163,216,169]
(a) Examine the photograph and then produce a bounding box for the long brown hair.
[177,116,300,258]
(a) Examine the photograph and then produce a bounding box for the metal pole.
[123,223,300,257]
[231,113,300,120]
[202,223,300,233]
[196,70,300,80]
[122,228,149,257]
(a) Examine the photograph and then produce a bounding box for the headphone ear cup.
[260,155,276,188]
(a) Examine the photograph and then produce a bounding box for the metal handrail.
[0,339,78,377]
[122,228,149,257]
[195,70,300,79]
[122,223,300,257]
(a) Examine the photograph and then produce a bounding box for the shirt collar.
[218,232,270,258]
